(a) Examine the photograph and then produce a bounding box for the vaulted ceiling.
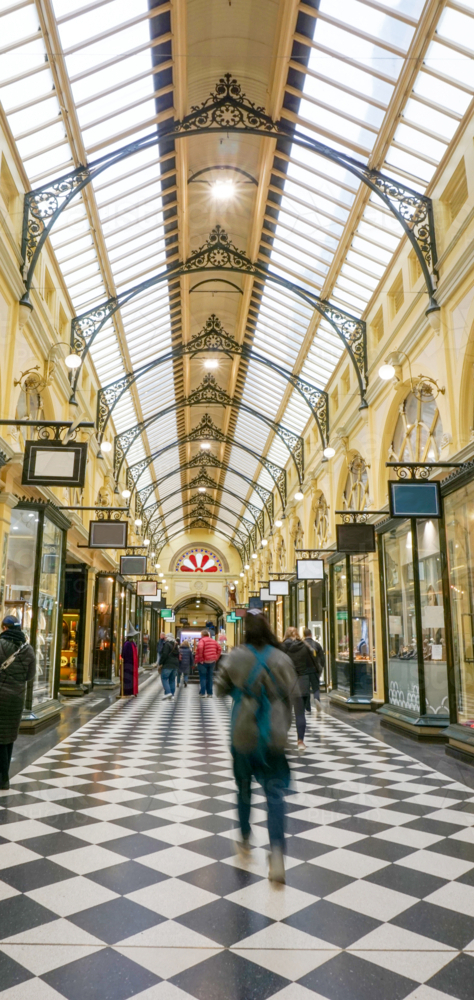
[2,0,474,558]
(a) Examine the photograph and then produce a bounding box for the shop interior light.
[379,363,396,381]
[101,441,112,453]
[294,491,304,501]
[65,352,81,369]
[323,446,336,459]
[121,489,131,498]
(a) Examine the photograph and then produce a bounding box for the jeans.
[177,667,189,685]
[0,743,13,785]
[198,662,215,695]
[232,749,289,850]
[293,695,310,741]
[161,667,176,696]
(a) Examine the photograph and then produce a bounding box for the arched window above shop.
[343,454,370,511]
[390,390,443,464]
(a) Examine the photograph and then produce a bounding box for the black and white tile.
[0,678,473,999]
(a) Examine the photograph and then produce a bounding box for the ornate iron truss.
[72,228,363,410]
[110,376,304,482]
[150,509,250,558]
[142,491,261,552]
[144,495,255,543]
[21,73,438,323]
[107,315,327,458]
[123,414,287,507]
[137,462,274,524]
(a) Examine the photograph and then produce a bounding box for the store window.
[93,576,114,682]
[445,485,474,725]
[4,508,38,637]
[383,521,419,711]
[389,390,443,463]
[333,557,350,692]
[352,554,375,697]
[35,517,63,706]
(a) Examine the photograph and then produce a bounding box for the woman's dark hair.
[244,613,280,649]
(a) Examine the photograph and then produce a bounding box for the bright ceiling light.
[159,573,164,577]
[244,564,250,570]
[261,539,268,547]
[275,520,282,528]
[198,487,206,493]
[229,585,235,590]
[65,353,81,369]
[323,446,336,459]
[240,572,244,577]
[200,442,211,450]
[143,539,150,546]
[121,489,131,499]
[203,359,218,370]
[155,564,160,569]
[234,579,239,584]
[251,553,257,560]
[211,178,236,200]
[294,492,304,501]
[379,363,396,381]
[101,441,112,453]
[134,518,142,526]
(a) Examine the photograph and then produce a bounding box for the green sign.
[336,610,348,621]
[161,609,173,619]
[226,613,236,623]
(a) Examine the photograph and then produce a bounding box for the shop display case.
[329,552,374,708]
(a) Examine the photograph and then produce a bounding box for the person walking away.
[282,627,314,752]
[160,634,179,699]
[157,632,167,664]
[303,627,325,712]
[178,640,194,687]
[121,624,139,696]
[215,611,296,883]
[195,629,222,697]
[0,615,36,790]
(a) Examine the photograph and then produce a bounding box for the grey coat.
[215,644,296,754]
[0,637,36,744]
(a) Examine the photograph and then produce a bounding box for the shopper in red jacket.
[195,630,222,697]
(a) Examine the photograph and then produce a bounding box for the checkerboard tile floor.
[1,679,474,1000]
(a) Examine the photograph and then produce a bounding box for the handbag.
[0,643,28,672]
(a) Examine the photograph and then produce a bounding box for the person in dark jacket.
[121,624,139,697]
[303,627,325,713]
[215,611,296,883]
[157,633,167,662]
[160,634,179,699]
[281,627,315,752]
[0,615,36,789]
[178,640,194,687]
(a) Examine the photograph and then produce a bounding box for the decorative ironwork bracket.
[110,376,304,482]
[386,461,465,480]
[335,509,387,523]
[21,74,438,323]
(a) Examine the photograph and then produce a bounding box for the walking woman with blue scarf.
[0,615,36,789]
[215,611,296,883]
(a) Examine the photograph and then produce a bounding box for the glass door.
[332,557,350,693]
[444,487,474,725]
[383,521,419,713]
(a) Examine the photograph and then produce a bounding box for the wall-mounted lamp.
[378,350,444,401]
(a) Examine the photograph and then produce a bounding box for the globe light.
[134,518,142,526]
[65,353,81,369]
[143,539,150,546]
[251,553,258,560]
[275,519,283,528]
[379,363,396,381]
[121,489,131,499]
[294,491,304,501]
[323,446,336,459]
[261,539,268,546]
[240,572,244,577]
[159,572,164,577]
[101,441,112,453]
[244,564,250,570]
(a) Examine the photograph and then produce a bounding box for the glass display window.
[4,508,39,640]
[35,517,63,706]
[93,576,115,682]
[351,554,375,697]
[417,519,448,715]
[383,521,419,712]
[330,552,374,703]
[332,556,350,693]
[444,485,474,726]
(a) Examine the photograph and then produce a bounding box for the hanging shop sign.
[145,595,164,605]
[336,523,376,553]
[136,580,158,597]
[88,520,128,548]
[389,480,442,519]
[259,587,276,602]
[161,608,175,620]
[120,555,147,575]
[297,558,324,580]
[22,439,88,488]
[249,597,264,609]
[269,579,290,596]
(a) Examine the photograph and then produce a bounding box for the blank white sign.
[34,450,75,478]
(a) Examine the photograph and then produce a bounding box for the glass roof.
[1,0,473,549]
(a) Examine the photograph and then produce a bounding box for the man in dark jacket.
[303,627,325,712]
[0,615,36,789]
[160,635,179,699]
[282,628,315,751]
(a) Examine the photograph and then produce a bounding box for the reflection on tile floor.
[0,677,474,999]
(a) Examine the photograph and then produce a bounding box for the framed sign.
[89,520,128,549]
[336,523,376,553]
[161,608,175,620]
[22,440,88,488]
[120,555,147,576]
[136,580,157,597]
[297,559,324,580]
[389,480,442,519]
[259,588,276,602]
[145,595,165,606]
[269,580,289,596]
[249,596,264,610]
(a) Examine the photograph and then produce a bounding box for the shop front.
[307,576,328,688]
[4,501,70,731]
[92,574,135,687]
[59,563,88,696]
[329,551,375,709]
[378,516,450,737]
